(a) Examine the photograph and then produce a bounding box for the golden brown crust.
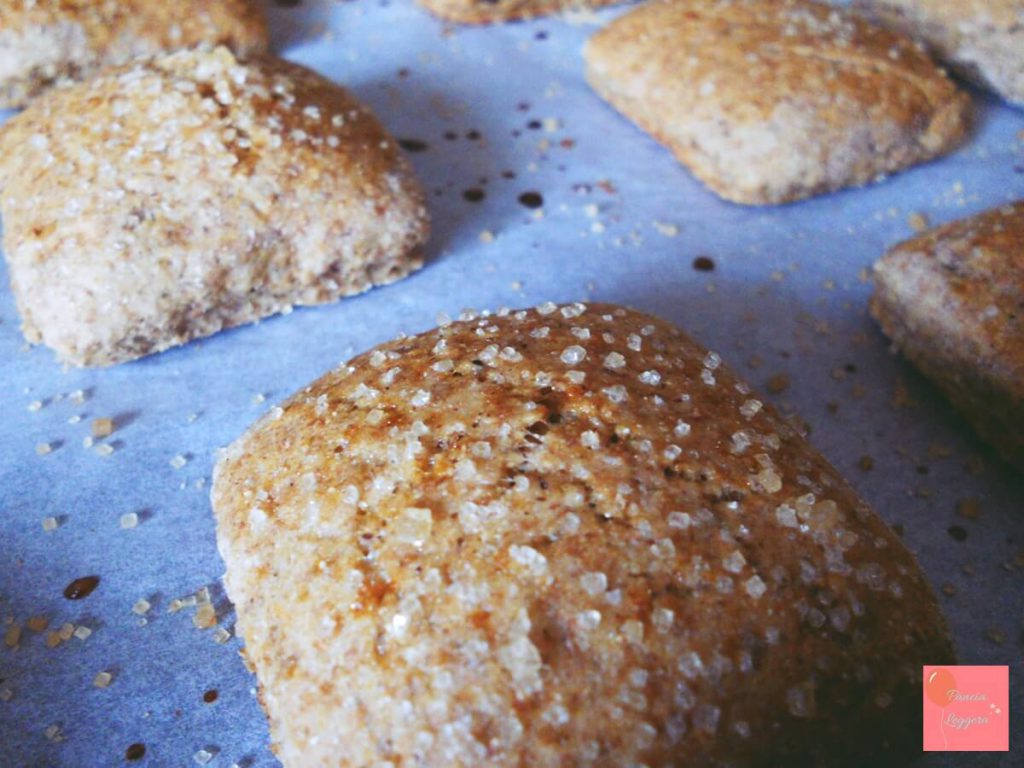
[0,47,429,367]
[584,0,971,205]
[871,202,1024,471]
[415,0,623,25]
[857,0,1024,106]
[0,0,268,107]
[213,302,952,767]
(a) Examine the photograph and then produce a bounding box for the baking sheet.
[1,1,1023,765]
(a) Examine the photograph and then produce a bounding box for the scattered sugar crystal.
[730,432,751,454]
[169,454,188,469]
[652,607,675,633]
[604,352,626,369]
[678,651,704,679]
[576,610,602,631]
[563,488,584,507]
[651,538,676,558]
[740,399,763,419]
[35,443,52,455]
[580,572,607,595]
[560,345,586,365]
[580,430,600,449]
[509,544,548,576]
[95,443,114,457]
[132,599,151,616]
[602,385,628,403]
[745,575,767,600]
[627,334,642,351]
[566,371,586,384]
[42,517,58,532]
[622,620,644,644]
[543,704,570,726]
[93,671,112,688]
[213,627,231,644]
[668,512,692,529]
[73,626,92,641]
[409,389,431,407]
[639,370,662,386]
[454,458,478,482]
[674,421,691,438]
[694,705,721,734]
[723,551,746,573]
[756,468,782,493]
[120,512,139,529]
[559,512,580,534]
[27,400,43,412]
[194,749,214,765]
[829,605,851,632]
[786,686,811,717]
[395,507,433,548]
[776,505,798,528]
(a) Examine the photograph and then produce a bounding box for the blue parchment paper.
[2,1,1022,765]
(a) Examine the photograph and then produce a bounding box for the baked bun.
[212,301,952,767]
[0,47,429,367]
[416,0,623,25]
[584,0,971,205]
[871,202,1024,471]
[0,0,268,108]
[857,0,1024,107]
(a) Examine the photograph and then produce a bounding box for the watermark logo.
[923,666,1009,751]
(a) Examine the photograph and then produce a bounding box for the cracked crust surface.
[0,0,268,108]
[0,47,429,367]
[584,0,971,205]
[416,0,623,25]
[212,302,952,767]
[871,202,1024,471]
[857,1,1024,107]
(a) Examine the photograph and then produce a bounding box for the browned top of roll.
[213,302,951,767]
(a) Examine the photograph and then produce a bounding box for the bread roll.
[0,47,429,367]
[0,0,268,108]
[584,0,971,205]
[871,202,1024,471]
[857,1,1024,107]
[212,301,952,767]
[416,0,622,24]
